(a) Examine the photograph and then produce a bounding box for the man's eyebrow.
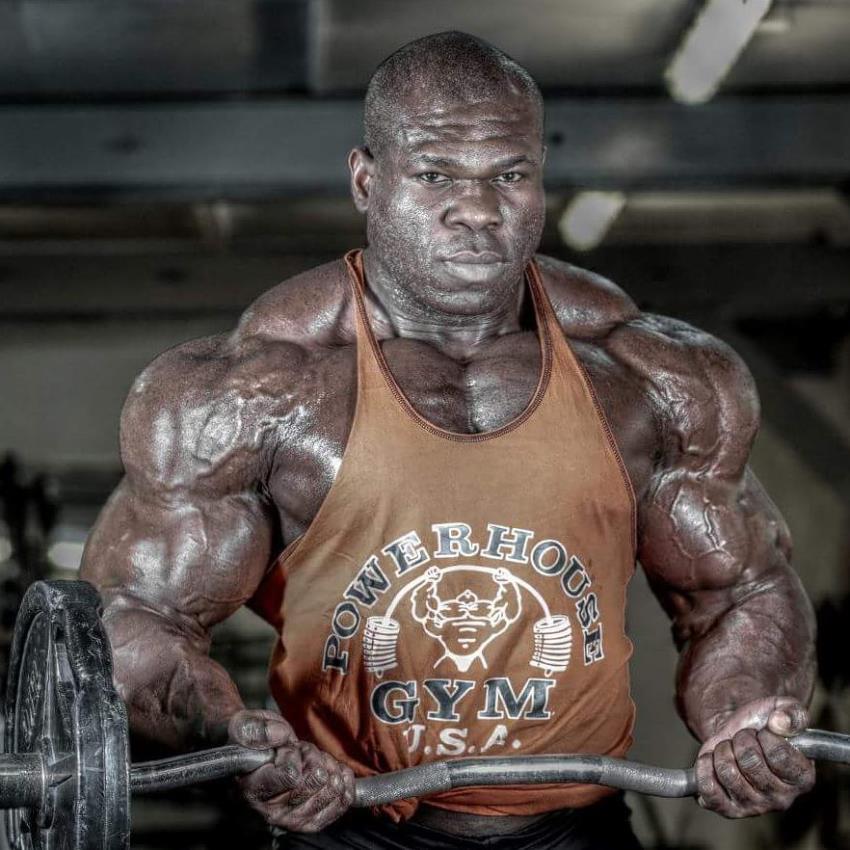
[492,155,537,169]
[409,154,458,168]
[409,154,537,169]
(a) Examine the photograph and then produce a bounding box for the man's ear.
[349,146,375,213]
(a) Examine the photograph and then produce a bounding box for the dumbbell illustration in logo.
[362,566,572,676]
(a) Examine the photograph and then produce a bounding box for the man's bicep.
[81,476,276,629]
[638,463,796,640]
[630,321,778,598]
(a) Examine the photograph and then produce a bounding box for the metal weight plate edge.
[5,581,131,850]
[58,582,130,850]
[4,600,49,848]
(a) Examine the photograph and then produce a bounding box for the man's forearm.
[103,603,245,753]
[675,566,816,741]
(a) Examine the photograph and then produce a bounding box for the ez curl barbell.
[3,581,849,850]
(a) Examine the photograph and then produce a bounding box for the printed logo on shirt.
[319,522,606,757]
[363,565,571,677]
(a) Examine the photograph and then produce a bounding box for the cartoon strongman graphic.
[411,566,522,672]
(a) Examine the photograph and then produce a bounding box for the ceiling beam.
[1,96,849,200]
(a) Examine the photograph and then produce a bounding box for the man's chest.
[269,332,656,545]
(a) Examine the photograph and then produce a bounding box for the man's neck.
[361,249,526,361]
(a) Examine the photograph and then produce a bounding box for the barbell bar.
[4,725,850,811]
[4,580,850,850]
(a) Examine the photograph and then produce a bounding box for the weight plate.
[4,581,130,850]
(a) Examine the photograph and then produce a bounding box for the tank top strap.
[524,257,581,382]
[526,256,638,554]
[343,249,398,404]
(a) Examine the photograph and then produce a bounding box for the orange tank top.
[251,250,637,821]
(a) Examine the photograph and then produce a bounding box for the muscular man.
[81,31,816,849]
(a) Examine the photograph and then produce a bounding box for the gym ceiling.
[0,0,848,236]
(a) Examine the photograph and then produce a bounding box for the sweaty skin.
[81,52,815,836]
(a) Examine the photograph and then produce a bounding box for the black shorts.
[272,794,643,850]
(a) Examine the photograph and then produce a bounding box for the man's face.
[357,90,546,317]
[437,591,496,655]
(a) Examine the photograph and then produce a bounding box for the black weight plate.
[4,581,130,850]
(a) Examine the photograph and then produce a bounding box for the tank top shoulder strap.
[527,256,638,552]
[343,249,397,403]
[525,256,581,380]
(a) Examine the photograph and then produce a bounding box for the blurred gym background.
[0,1,848,847]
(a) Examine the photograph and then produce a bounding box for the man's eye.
[419,172,448,184]
[497,171,524,184]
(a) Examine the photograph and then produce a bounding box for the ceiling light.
[757,8,792,34]
[47,540,86,571]
[665,0,773,105]
[558,191,626,252]
[46,524,89,571]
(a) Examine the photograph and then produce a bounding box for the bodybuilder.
[81,32,816,849]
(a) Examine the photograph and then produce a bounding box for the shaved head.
[350,30,547,322]
[364,31,544,156]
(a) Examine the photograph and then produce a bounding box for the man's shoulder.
[535,254,759,456]
[132,257,352,393]
[235,256,355,348]
[608,312,760,469]
[119,257,356,492]
[533,253,640,339]
[537,253,752,387]
[128,256,353,425]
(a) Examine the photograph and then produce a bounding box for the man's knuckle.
[785,767,814,789]
[765,746,791,770]
[696,769,716,794]
[699,786,725,806]
[715,763,739,786]
[242,717,267,741]
[737,748,762,772]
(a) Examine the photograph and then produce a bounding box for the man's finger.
[298,800,351,835]
[758,729,816,788]
[298,743,331,793]
[696,751,729,814]
[228,710,296,749]
[731,729,784,797]
[343,765,356,806]
[240,746,304,803]
[712,739,763,813]
[767,703,808,737]
[269,783,346,833]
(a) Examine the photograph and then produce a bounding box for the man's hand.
[228,709,356,833]
[695,696,815,818]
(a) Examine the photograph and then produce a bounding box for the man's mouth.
[443,250,504,265]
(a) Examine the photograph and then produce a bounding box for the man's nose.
[444,181,503,231]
